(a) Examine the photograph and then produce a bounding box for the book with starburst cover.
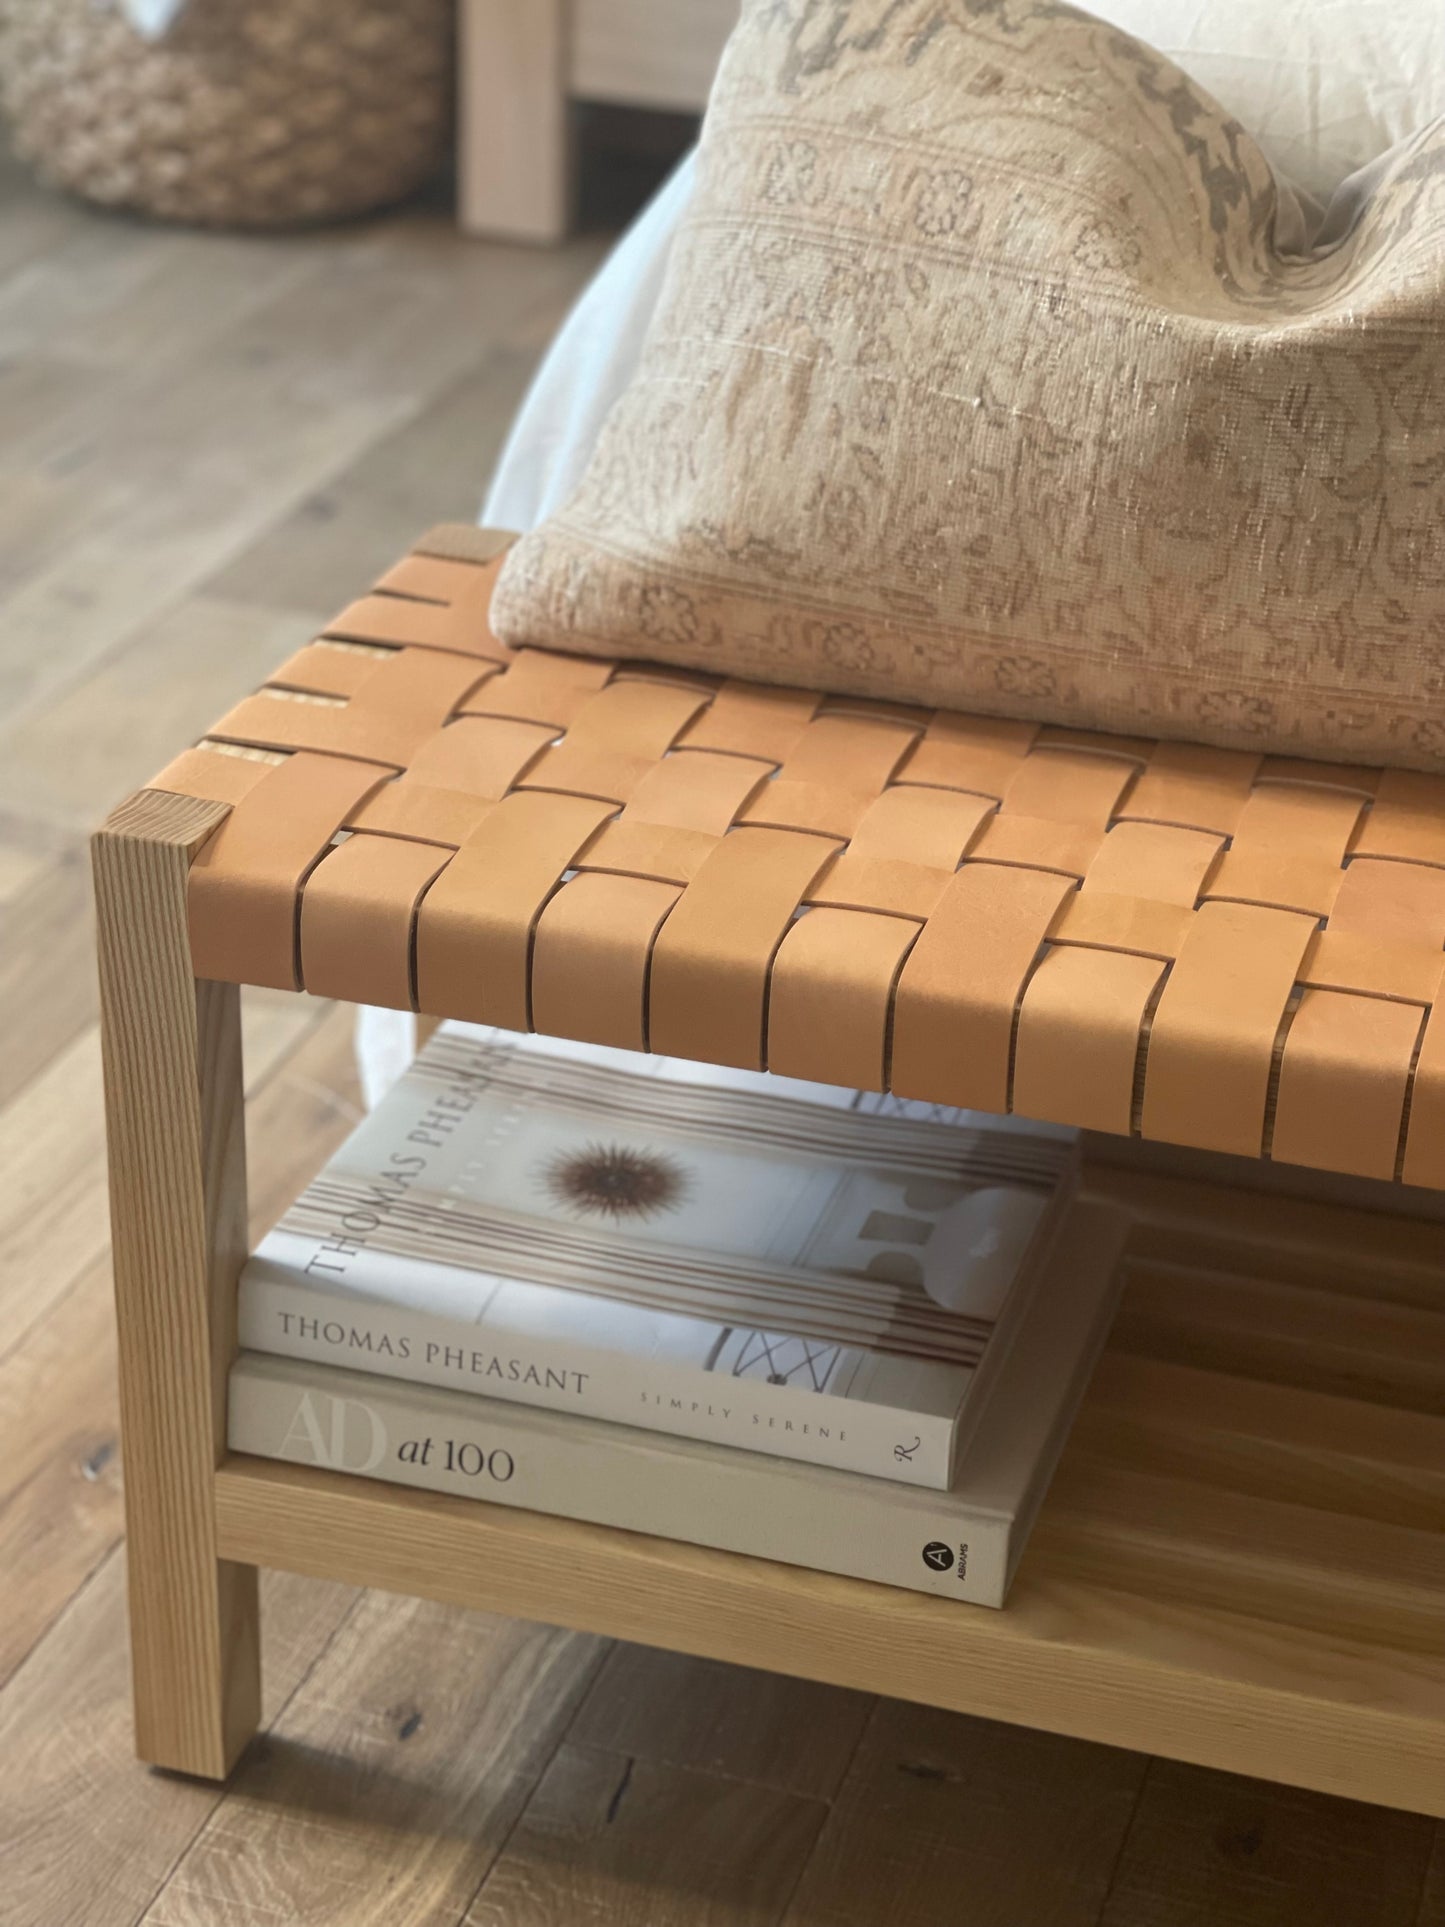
[237,1023,1079,1487]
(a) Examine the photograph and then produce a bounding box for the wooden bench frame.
[91,531,1445,1808]
[457,0,734,241]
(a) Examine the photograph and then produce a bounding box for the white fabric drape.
[357,159,697,1107]
[119,0,188,36]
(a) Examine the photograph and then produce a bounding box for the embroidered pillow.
[491,0,1445,771]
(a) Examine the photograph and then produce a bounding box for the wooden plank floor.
[0,151,1442,1927]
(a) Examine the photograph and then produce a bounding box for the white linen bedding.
[356,0,1443,1105]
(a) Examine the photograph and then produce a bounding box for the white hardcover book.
[238,1023,1078,1488]
[229,1200,1127,1607]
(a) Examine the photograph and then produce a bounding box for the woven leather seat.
[147,525,1445,1189]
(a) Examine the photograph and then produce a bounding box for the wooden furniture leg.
[92,790,258,1780]
[459,0,573,242]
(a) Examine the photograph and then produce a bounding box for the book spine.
[227,1354,1012,1606]
[236,1265,956,1487]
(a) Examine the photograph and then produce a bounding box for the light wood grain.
[0,990,364,1914]
[0,1251,121,1687]
[0,816,55,906]
[0,843,97,1106]
[467,1742,826,1927]
[0,147,90,279]
[0,841,45,903]
[459,0,572,242]
[0,219,586,744]
[1109,1259,1445,1412]
[0,1551,358,1927]
[0,1026,108,1361]
[1037,1457,1445,1652]
[1090,1162,1445,1293]
[0,995,326,1371]
[1074,1351,1445,1530]
[0,222,307,374]
[0,1001,354,1690]
[213,1448,1445,1818]
[141,1593,605,1927]
[206,327,596,619]
[782,1703,1145,1927]
[93,788,257,1777]
[0,596,315,834]
[1098,1759,1434,1927]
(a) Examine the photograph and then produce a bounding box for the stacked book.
[230,1023,1127,1607]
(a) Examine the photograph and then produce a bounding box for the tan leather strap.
[141,523,1445,1189]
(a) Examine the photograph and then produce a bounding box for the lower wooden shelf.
[214,1160,1445,1819]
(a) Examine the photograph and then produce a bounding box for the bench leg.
[458,0,574,242]
[93,790,259,1780]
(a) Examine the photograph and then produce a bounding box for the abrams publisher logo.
[921,1541,969,1581]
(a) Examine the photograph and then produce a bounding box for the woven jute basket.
[0,0,453,228]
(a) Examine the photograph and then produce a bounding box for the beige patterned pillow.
[492,0,1445,771]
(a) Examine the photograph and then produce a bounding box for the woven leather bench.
[92,525,1445,1806]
